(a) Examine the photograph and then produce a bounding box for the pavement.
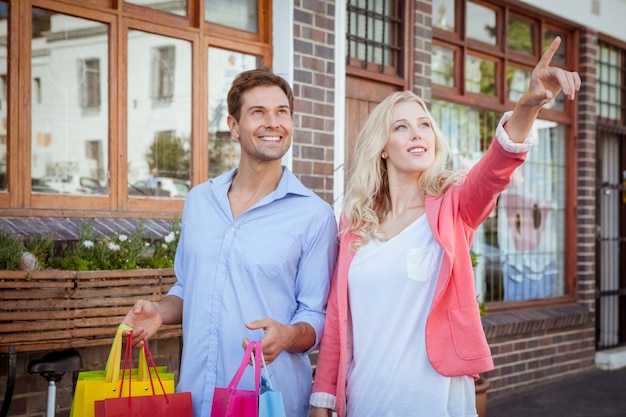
[486,366,626,417]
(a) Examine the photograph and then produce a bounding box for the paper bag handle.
[226,341,261,393]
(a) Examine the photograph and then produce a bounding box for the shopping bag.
[210,341,261,417]
[256,342,286,417]
[70,325,175,417]
[94,338,193,417]
[94,392,193,417]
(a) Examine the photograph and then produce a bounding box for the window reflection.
[507,66,530,102]
[207,48,260,179]
[205,0,258,33]
[124,0,187,16]
[507,16,535,55]
[465,54,496,95]
[127,31,191,199]
[432,0,455,31]
[0,2,7,192]
[432,45,455,87]
[31,10,109,195]
[466,2,496,45]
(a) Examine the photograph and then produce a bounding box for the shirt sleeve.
[496,110,534,153]
[290,206,339,353]
[309,392,337,410]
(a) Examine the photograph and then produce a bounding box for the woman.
[309,37,580,417]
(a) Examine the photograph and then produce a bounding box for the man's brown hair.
[227,68,294,122]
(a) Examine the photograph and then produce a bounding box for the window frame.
[3,0,272,215]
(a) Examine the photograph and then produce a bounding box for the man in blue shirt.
[123,69,339,417]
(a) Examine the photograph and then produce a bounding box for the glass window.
[0,2,7,192]
[432,45,455,87]
[207,48,260,179]
[431,100,566,303]
[31,10,109,195]
[543,29,566,65]
[432,0,455,32]
[507,15,535,55]
[205,0,258,33]
[466,2,496,45]
[506,66,530,102]
[597,42,623,121]
[465,54,496,95]
[347,0,402,76]
[125,0,187,16]
[127,31,191,199]
[79,58,101,111]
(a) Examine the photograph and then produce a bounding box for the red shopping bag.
[94,332,193,417]
[210,341,261,417]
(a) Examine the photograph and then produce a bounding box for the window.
[31,10,109,195]
[597,41,624,122]
[151,45,176,104]
[205,0,259,33]
[346,0,403,77]
[5,0,270,211]
[125,0,187,16]
[79,58,101,110]
[130,33,189,198]
[432,1,578,304]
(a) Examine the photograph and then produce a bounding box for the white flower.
[145,241,151,247]
[164,232,175,243]
[82,240,95,248]
[118,234,128,242]
[108,242,121,251]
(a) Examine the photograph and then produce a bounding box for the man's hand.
[122,300,163,347]
[243,318,315,364]
[121,295,183,347]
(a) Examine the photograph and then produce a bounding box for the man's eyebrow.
[246,104,290,111]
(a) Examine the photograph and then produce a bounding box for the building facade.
[1,0,626,414]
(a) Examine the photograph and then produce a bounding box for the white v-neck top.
[346,215,477,417]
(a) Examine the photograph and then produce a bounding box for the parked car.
[131,177,189,198]
[39,175,107,195]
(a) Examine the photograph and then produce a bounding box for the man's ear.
[227,114,239,139]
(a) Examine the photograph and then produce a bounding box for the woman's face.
[383,100,437,179]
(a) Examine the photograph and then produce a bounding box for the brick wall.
[483,305,596,402]
[0,338,181,417]
[292,0,336,205]
[575,29,599,312]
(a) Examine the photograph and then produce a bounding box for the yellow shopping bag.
[70,325,176,417]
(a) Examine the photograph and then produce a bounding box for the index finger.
[537,36,561,70]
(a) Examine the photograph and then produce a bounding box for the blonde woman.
[309,37,580,417]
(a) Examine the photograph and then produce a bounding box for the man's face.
[227,85,294,164]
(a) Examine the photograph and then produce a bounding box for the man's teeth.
[260,136,280,142]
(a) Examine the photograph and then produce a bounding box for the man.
[123,69,338,417]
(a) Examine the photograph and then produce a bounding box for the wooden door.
[344,76,400,181]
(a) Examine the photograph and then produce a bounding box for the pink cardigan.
[311,128,529,417]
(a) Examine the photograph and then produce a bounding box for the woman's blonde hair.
[343,90,465,245]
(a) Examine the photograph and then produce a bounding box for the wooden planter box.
[0,268,182,352]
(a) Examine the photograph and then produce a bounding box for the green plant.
[0,230,24,270]
[471,250,487,317]
[0,219,180,271]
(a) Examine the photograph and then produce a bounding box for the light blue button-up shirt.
[168,167,338,417]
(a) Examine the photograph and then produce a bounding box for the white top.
[346,215,477,417]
